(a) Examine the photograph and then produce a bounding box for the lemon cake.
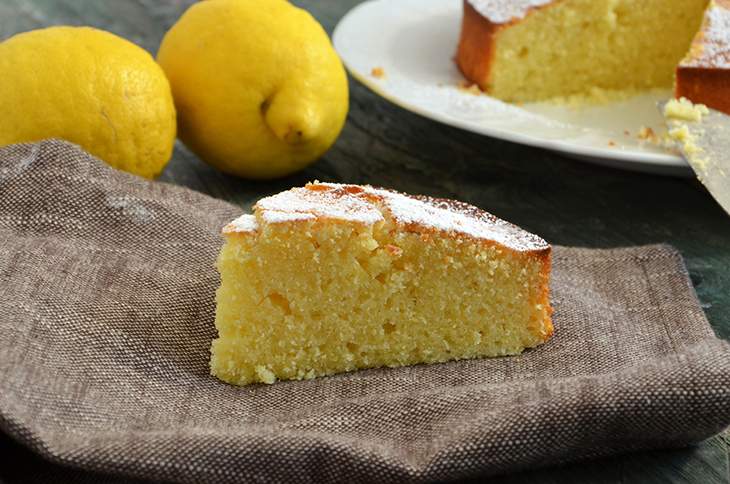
[211,183,553,386]
[676,0,730,115]
[456,0,710,103]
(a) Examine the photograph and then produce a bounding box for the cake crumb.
[664,97,709,122]
[371,66,386,79]
[385,244,403,257]
[663,97,711,170]
[666,118,708,172]
[668,125,704,156]
[668,125,692,144]
[255,365,276,384]
[458,80,482,95]
[637,126,659,144]
[608,140,616,147]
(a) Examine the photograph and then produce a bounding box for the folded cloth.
[0,140,728,484]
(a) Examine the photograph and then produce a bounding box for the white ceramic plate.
[332,0,690,176]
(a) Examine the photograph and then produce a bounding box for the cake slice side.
[456,0,504,92]
[676,0,730,115]
[210,184,552,386]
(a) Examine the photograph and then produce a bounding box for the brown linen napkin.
[0,140,728,484]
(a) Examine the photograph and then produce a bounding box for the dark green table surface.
[1,1,728,483]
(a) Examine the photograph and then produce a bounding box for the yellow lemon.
[157,0,349,179]
[0,26,176,179]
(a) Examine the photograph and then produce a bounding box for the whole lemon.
[157,0,349,179]
[0,26,176,179]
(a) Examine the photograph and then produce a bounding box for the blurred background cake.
[457,0,729,113]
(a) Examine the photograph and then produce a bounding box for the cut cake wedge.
[211,183,553,385]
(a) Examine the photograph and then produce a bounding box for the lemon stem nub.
[263,88,322,145]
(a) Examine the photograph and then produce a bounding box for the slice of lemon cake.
[211,183,553,386]
[457,0,710,102]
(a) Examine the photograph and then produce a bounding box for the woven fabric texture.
[0,140,728,483]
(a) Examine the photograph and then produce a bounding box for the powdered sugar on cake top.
[682,1,730,68]
[224,183,548,252]
[468,0,554,24]
[257,185,385,225]
[223,214,258,234]
[368,187,547,251]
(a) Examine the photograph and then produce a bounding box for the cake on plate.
[676,0,730,115]
[211,182,553,385]
[456,0,715,104]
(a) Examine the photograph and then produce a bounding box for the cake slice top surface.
[681,0,730,68]
[223,183,548,252]
[225,214,258,233]
[467,0,554,24]
[257,184,384,225]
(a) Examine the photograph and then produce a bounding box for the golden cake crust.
[456,0,558,90]
[676,0,730,114]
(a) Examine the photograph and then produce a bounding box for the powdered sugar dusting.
[226,183,548,252]
[368,187,547,251]
[468,0,553,24]
[224,214,258,234]
[682,1,730,68]
[263,211,317,224]
[257,185,384,225]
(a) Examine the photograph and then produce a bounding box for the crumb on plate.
[637,126,659,144]
[457,80,482,95]
[664,97,709,122]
